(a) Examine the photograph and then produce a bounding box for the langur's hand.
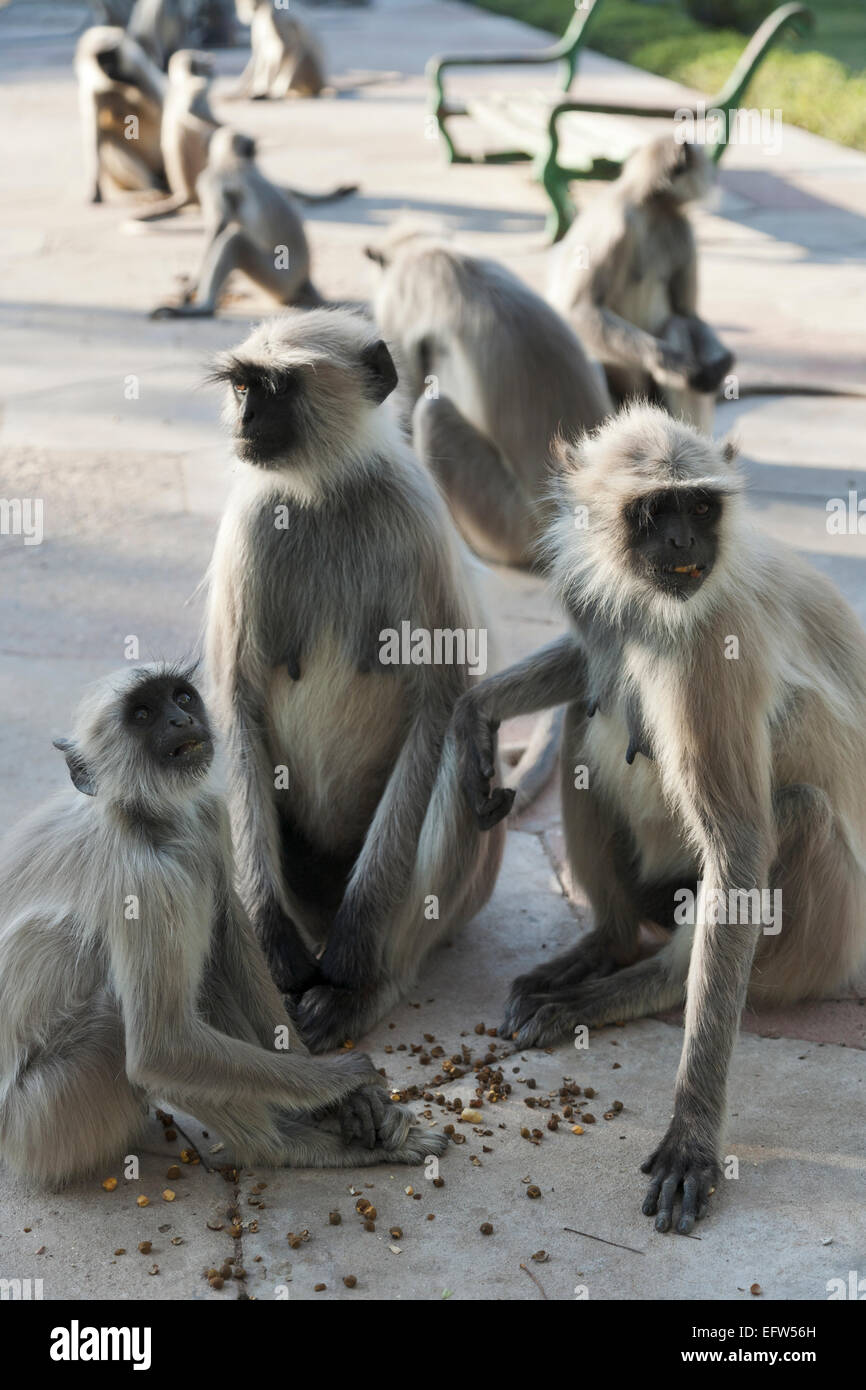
[453,692,515,831]
[688,349,735,396]
[640,1123,719,1235]
[654,342,693,390]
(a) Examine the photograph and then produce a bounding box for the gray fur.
[231,0,325,99]
[75,26,167,204]
[369,221,612,568]
[455,404,866,1233]
[204,307,505,1052]
[0,664,446,1186]
[132,48,219,222]
[151,127,319,318]
[549,135,734,433]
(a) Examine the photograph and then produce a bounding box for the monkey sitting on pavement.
[75,25,167,204]
[150,129,342,317]
[454,404,866,1233]
[132,48,219,222]
[549,135,734,434]
[0,665,446,1185]
[232,0,325,99]
[204,307,507,1052]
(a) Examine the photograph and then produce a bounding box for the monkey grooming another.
[151,129,325,317]
[454,404,866,1233]
[75,26,167,204]
[0,665,445,1186]
[131,48,219,222]
[368,223,612,569]
[205,308,506,1052]
[232,0,325,99]
[550,135,734,433]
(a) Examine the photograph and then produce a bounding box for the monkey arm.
[668,260,734,394]
[641,679,775,1234]
[219,680,322,991]
[453,635,587,829]
[580,304,693,389]
[313,680,460,991]
[106,904,381,1112]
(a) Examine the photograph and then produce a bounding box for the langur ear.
[363,246,387,268]
[235,133,256,160]
[721,437,738,466]
[52,738,97,797]
[360,338,398,404]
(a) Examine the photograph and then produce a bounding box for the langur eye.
[175,690,192,706]
[693,502,710,516]
[234,382,248,395]
[133,707,150,722]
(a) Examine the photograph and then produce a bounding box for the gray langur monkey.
[132,48,219,222]
[232,0,325,99]
[151,128,322,317]
[367,223,612,570]
[0,665,446,1186]
[75,25,167,204]
[549,135,734,434]
[127,0,190,71]
[204,308,506,1053]
[454,404,866,1233]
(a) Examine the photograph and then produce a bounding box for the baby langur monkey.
[550,135,734,433]
[368,222,612,569]
[132,48,219,222]
[205,308,506,1052]
[455,405,866,1233]
[0,665,445,1185]
[232,0,325,99]
[151,128,321,317]
[75,25,167,203]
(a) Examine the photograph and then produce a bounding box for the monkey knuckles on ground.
[1,0,866,1306]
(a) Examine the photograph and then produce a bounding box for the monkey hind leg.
[412,394,536,567]
[751,783,866,1005]
[509,941,688,1049]
[0,1003,147,1187]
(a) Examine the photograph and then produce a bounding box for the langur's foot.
[295,982,380,1053]
[640,1125,719,1235]
[337,1085,412,1151]
[501,938,616,1037]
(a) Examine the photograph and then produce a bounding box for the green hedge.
[470,0,866,151]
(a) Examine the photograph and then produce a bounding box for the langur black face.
[216,340,398,468]
[125,676,213,774]
[227,365,308,466]
[627,488,721,600]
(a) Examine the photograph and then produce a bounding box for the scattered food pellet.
[461,1109,482,1124]
[138,1241,152,1254]
[750,1283,762,1296]
[162,1190,176,1202]
[171,1237,183,1246]
[389,1226,403,1239]
[405,1186,414,1196]
[583,1113,596,1124]
[572,1125,584,1135]
[343,1276,357,1289]
[114,1249,126,1256]
[314,1283,326,1292]
[432,1177,445,1189]
[480,1222,494,1236]
[102,1178,118,1192]
[166,1165,181,1180]
[531,1251,549,1263]
[209,1275,224,1290]
[328,1211,342,1226]
[527,1185,541,1199]
[147,1265,159,1276]
[136,1196,150,1208]
[206,1219,224,1231]
[233,1267,246,1280]
[363,1220,375,1233]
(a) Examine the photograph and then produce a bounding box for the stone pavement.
[0,0,863,1301]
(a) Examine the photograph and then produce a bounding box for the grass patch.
[469,0,866,151]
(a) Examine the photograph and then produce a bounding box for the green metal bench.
[427,2,814,240]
